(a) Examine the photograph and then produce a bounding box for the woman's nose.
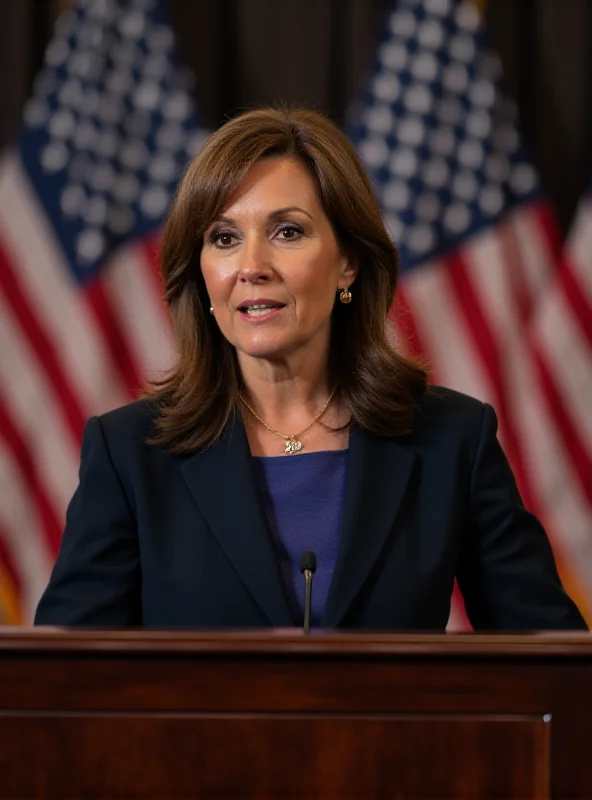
[237,237,273,283]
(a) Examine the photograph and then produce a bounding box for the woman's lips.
[238,304,285,322]
[237,300,286,322]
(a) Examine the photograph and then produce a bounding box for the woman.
[35,107,586,630]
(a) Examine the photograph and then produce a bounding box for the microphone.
[300,550,317,635]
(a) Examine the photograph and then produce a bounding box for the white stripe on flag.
[0,439,54,620]
[0,154,128,416]
[535,289,592,456]
[508,205,557,307]
[402,260,494,403]
[446,593,470,632]
[0,291,79,516]
[568,201,592,304]
[568,199,592,257]
[102,243,175,381]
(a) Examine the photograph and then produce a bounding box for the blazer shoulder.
[420,385,485,416]
[410,384,488,446]
[95,397,160,451]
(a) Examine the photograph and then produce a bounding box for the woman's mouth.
[238,302,286,320]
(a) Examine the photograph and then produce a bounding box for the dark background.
[1,0,591,234]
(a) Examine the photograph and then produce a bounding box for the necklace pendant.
[285,437,303,455]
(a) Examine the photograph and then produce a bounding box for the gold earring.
[209,306,214,315]
[339,288,352,304]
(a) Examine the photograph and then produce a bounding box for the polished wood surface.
[1,629,591,798]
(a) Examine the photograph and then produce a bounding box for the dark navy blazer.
[35,387,587,630]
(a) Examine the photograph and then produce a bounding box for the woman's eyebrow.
[213,206,314,226]
[268,206,314,221]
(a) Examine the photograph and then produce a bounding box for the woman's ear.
[338,256,358,288]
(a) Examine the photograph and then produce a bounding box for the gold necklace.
[239,388,337,455]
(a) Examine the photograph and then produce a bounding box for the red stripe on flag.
[0,240,85,443]
[558,262,592,352]
[84,276,143,399]
[535,201,592,347]
[531,345,592,509]
[500,214,535,323]
[444,251,536,511]
[534,202,563,263]
[139,233,167,302]
[0,399,62,555]
[391,284,429,362]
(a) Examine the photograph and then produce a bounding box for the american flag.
[348,0,592,625]
[0,0,206,622]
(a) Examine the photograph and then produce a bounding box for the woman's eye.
[277,225,303,241]
[212,231,235,248]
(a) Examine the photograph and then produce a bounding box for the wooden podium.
[1,629,591,798]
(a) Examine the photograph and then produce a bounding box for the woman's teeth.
[245,305,278,316]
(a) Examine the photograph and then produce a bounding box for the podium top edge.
[0,628,591,658]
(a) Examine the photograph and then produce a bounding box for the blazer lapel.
[322,424,417,628]
[180,422,294,627]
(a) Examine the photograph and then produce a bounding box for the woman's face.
[201,157,357,370]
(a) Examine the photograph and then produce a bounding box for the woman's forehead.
[219,157,322,218]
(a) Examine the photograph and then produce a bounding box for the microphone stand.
[303,568,313,635]
[300,551,317,636]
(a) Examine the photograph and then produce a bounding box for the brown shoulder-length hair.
[148,106,427,454]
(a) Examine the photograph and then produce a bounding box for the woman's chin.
[235,337,299,364]
[239,346,291,363]
[234,329,328,367]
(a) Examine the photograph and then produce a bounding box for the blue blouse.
[252,450,348,626]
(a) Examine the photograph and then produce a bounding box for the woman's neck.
[240,382,350,458]
[237,353,350,456]
[237,351,333,428]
